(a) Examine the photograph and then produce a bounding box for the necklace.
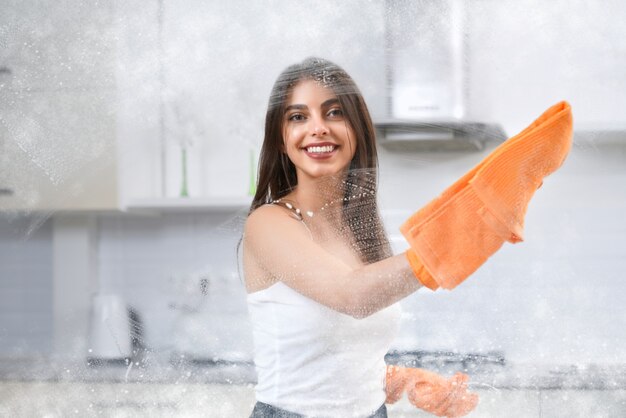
[271,198,314,220]
[271,192,354,221]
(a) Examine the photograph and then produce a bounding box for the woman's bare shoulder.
[248,202,283,218]
[244,203,301,253]
[243,204,299,293]
[245,203,301,234]
[246,203,282,229]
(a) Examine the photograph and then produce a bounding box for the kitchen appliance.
[87,293,133,363]
[379,0,505,151]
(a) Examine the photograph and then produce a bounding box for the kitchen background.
[1,0,625,416]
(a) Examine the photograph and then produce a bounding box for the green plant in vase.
[248,148,257,196]
[168,101,201,198]
[180,145,189,197]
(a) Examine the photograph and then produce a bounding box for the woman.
[241,57,572,417]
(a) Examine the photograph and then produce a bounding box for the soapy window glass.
[0,0,625,416]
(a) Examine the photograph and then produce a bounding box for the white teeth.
[306,145,335,153]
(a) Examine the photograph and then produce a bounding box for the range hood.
[377,0,505,151]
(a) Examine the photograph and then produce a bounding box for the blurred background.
[1,0,625,416]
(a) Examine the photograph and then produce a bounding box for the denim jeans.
[249,401,388,418]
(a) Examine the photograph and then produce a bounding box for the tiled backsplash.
[96,210,252,359]
[0,216,53,356]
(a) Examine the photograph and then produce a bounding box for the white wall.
[466,0,626,132]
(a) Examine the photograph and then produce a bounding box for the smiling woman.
[240,58,482,417]
[239,55,575,417]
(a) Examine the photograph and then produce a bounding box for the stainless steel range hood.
[375,119,506,152]
[377,0,505,151]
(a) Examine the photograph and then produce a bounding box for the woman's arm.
[243,204,421,318]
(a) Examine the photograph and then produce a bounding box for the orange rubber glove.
[402,101,573,290]
[385,365,479,417]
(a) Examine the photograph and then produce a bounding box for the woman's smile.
[302,142,338,159]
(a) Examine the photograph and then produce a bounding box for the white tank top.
[247,281,401,417]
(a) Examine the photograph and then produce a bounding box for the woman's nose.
[311,117,329,136]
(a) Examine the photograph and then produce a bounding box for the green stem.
[180,147,189,197]
[248,148,257,196]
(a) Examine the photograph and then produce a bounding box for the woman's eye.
[328,108,344,118]
[288,113,305,122]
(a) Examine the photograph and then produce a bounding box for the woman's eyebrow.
[285,104,307,112]
[284,99,340,113]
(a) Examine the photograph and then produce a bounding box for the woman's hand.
[385,366,479,417]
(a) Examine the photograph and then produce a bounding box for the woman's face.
[282,79,357,183]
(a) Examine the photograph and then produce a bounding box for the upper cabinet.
[114,1,263,208]
[0,1,117,211]
[113,1,163,206]
[115,0,260,205]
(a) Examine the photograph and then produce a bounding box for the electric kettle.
[88,293,132,362]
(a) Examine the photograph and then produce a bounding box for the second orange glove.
[385,365,479,417]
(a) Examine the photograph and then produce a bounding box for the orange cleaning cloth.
[402,101,573,290]
[385,365,479,417]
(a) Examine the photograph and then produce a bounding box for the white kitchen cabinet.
[114,0,257,205]
[0,89,117,211]
[1,0,256,212]
[113,0,163,205]
[0,0,118,211]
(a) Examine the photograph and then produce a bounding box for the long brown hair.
[244,57,391,264]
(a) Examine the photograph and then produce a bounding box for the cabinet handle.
[0,66,11,75]
[0,188,14,196]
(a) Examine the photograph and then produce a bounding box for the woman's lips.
[303,145,337,159]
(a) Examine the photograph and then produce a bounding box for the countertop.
[1,352,625,390]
